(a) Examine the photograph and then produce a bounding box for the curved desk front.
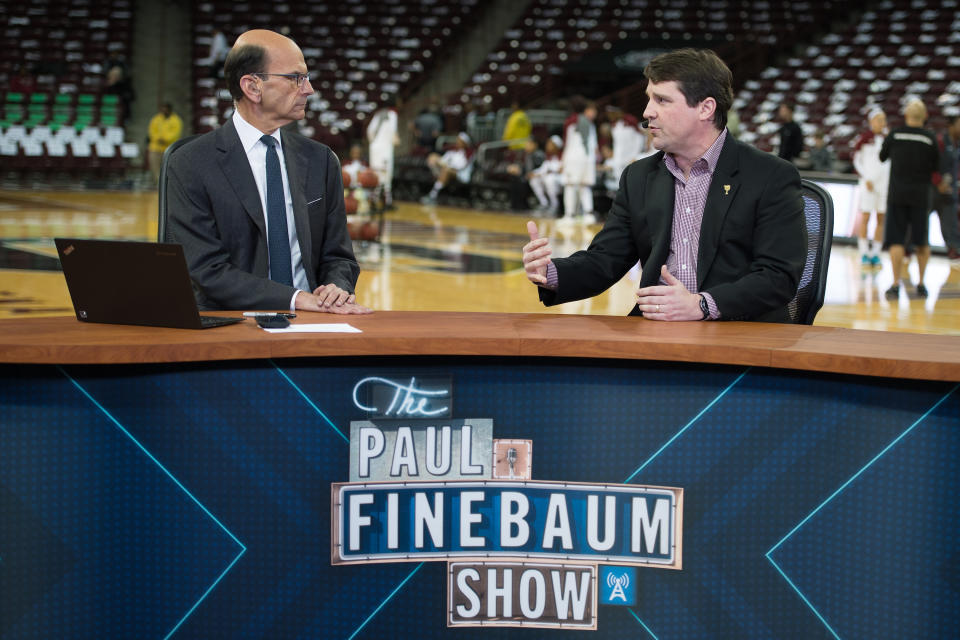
[1,313,957,639]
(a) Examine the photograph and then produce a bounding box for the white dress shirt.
[232,111,309,310]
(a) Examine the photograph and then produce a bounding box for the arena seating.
[190,0,485,149]
[0,0,137,172]
[447,0,850,124]
[735,0,959,164]
[427,0,858,208]
[2,0,953,192]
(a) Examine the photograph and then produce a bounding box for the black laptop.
[55,238,245,329]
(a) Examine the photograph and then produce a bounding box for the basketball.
[346,221,359,240]
[342,169,351,188]
[358,169,379,188]
[360,221,379,241]
[344,194,358,215]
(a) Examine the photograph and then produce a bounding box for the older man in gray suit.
[167,29,369,313]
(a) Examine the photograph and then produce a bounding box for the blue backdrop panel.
[0,358,956,639]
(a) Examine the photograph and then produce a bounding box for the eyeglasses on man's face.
[255,72,312,88]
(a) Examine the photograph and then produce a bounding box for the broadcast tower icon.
[606,572,629,602]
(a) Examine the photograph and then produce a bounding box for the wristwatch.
[699,294,710,320]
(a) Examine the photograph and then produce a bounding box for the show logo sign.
[333,375,683,630]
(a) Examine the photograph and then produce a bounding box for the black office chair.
[788,179,834,325]
[157,134,202,242]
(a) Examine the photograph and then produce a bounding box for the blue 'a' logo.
[600,566,637,606]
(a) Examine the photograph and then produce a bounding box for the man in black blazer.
[167,29,369,313]
[522,49,806,323]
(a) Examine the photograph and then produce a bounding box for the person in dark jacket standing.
[933,115,960,261]
[880,99,939,299]
[777,103,803,163]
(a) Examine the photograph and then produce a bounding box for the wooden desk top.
[0,312,957,381]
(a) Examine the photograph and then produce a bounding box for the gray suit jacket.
[166,120,359,310]
[541,134,806,323]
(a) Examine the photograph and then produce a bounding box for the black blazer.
[541,134,806,323]
[166,119,359,310]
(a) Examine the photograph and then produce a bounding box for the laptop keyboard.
[199,315,245,328]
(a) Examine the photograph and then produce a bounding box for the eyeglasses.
[255,72,311,88]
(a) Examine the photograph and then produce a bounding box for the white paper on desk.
[262,323,362,334]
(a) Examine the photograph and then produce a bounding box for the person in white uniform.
[366,104,398,206]
[851,108,890,266]
[530,135,564,215]
[561,99,598,221]
[603,105,646,190]
[422,132,473,204]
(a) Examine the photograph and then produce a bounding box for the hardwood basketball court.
[1,188,957,335]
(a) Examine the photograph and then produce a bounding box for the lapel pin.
[723,184,731,195]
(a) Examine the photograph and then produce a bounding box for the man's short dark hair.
[644,48,733,131]
[570,95,588,114]
[223,44,267,103]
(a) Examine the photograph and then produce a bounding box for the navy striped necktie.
[260,134,293,286]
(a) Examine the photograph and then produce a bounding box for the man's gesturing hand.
[522,220,552,285]
[635,265,704,321]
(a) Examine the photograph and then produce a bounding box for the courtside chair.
[157,134,201,242]
[789,179,834,324]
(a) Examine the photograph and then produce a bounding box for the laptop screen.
[56,237,227,329]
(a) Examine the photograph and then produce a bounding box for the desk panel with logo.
[1,357,957,639]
